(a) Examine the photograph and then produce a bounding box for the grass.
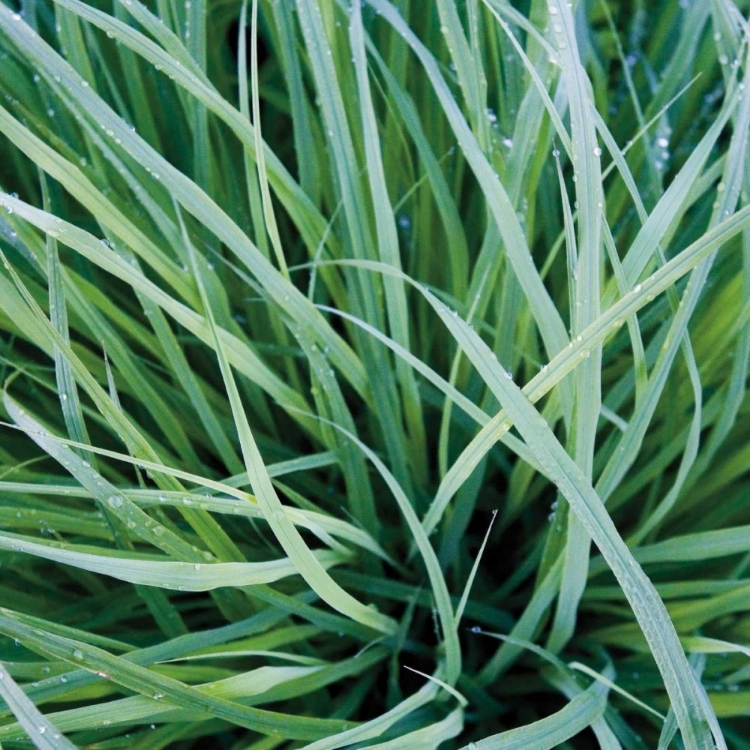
[0,0,749,747]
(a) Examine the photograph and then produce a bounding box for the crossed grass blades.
[1,0,750,747]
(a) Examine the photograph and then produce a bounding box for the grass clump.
[1,0,750,747]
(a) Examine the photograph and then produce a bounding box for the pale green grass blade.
[364,706,463,750]
[0,663,77,750]
[178,204,397,636]
[40,175,91,463]
[658,654,706,750]
[0,530,345,590]
[681,636,750,660]
[601,221,648,404]
[455,509,496,625]
[248,0,289,279]
[633,525,750,565]
[436,269,489,480]
[237,0,271,263]
[568,661,665,720]
[300,683,439,750]
[350,0,427,484]
[547,671,622,750]
[546,0,605,654]
[465,684,607,750]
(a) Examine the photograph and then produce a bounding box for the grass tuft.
[1,0,750,747]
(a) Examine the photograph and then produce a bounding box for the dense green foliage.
[1,0,750,747]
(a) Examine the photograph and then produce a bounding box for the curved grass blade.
[178,204,397,636]
[0,531,346,591]
[464,684,607,750]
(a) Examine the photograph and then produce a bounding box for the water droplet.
[72,649,83,660]
[593,146,602,156]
